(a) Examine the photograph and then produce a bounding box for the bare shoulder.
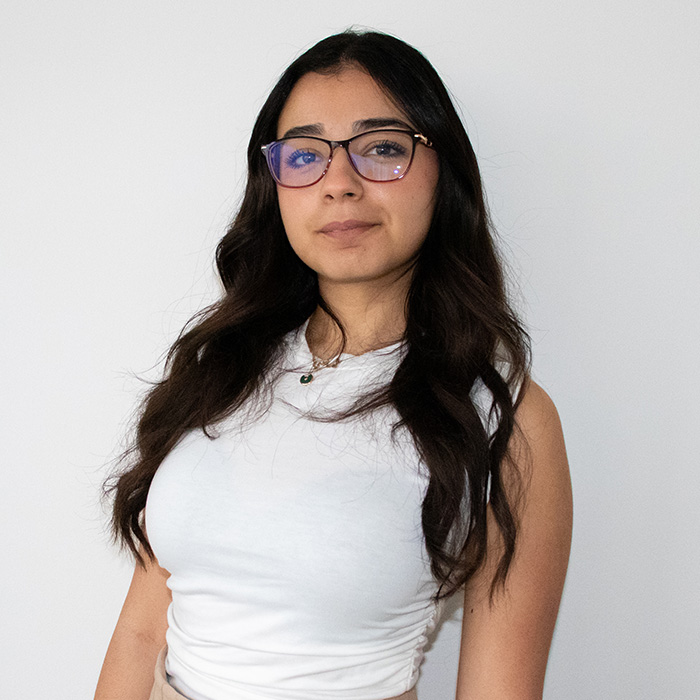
[510,378,570,493]
[513,375,572,534]
[515,378,563,436]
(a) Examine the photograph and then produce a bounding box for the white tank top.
[145,321,458,700]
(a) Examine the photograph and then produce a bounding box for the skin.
[275,66,439,358]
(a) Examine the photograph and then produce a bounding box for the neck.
[306,274,411,360]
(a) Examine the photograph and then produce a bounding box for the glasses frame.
[260,129,433,189]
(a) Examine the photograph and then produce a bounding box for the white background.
[2,1,698,698]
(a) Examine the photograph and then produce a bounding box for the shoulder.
[514,378,563,440]
[509,377,572,541]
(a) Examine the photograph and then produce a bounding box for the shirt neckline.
[293,318,406,369]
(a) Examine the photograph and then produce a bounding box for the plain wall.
[2,1,698,698]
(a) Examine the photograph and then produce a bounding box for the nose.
[319,144,364,199]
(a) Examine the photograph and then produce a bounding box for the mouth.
[318,219,378,237]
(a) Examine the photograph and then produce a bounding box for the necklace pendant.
[300,373,314,384]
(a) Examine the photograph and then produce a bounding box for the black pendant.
[300,373,314,384]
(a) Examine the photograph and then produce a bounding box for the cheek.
[398,153,439,219]
[419,153,440,211]
[277,189,314,260]
[277,189,303,236]
[401,176,438,236]
[401,183,438,252]
[276,188,295,228]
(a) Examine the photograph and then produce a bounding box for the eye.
[363,139,409,159]
[285,149,323,169]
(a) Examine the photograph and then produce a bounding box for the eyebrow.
[280,117,414,140]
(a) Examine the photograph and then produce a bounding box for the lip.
[318,219,378,236]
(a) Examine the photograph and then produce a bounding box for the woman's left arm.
[455,379,573,700]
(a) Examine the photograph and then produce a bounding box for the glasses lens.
[267,138,330,187]
[348,131,415,181]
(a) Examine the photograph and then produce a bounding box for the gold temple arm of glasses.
[414,134,433,148]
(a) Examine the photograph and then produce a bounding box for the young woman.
[96,30,572,700]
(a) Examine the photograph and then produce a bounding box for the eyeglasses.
[260,129,433,188]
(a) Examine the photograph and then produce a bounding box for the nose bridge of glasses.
[326,139,360,176]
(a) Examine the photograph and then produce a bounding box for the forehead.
[276,67,409,139]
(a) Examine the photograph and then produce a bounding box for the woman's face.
[275,67,439,293]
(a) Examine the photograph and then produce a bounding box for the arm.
[94,547,172,700]
[456,380,573,700]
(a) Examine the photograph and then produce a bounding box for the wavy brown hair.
[102,29,531,602]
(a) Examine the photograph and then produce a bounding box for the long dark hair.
[103,29,530,602]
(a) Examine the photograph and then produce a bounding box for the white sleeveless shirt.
[145,321,454,700]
